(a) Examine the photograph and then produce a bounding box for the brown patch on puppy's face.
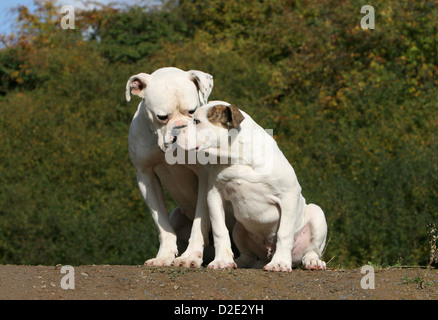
[207,104,245,129]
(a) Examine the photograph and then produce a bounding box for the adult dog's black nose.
[173,124,187,131]
[171,124,187,138]
[174,124,187,129]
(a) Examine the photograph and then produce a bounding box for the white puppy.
[126,67,215,267]
[174,101,328,271]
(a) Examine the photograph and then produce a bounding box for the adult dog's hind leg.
[169,207,192,258]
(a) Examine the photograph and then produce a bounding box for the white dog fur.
[173,101,328,271]
[126,67,218,267]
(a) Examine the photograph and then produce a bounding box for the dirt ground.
[1,264,437,300]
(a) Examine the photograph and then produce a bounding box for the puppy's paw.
[207,259,237,270]
[303,258,326,270]
[263,260,292,272]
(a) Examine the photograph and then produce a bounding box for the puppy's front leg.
[207,185,236,270]
[264,192,305,272]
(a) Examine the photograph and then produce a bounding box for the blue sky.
[0,0,150,36]
[0,0,36,35]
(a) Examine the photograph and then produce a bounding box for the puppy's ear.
[125,73,151,102]
[188,70,213,105]
[208,104,245,129]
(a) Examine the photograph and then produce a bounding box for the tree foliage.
[0,0,436,266]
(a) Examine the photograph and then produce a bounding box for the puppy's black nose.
[172,136,177,143]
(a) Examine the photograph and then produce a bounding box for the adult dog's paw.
[173,251,203,268]
[144,257,174,267]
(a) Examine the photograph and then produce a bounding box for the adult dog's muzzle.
[163,124,188,150]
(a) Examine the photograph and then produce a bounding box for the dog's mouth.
[188,144,208,152]
[163,142,199,153]
[184,146,198,152]
[161,136,178,153]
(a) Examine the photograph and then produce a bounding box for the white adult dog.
[126,67,217,267]
[171,101,328,271]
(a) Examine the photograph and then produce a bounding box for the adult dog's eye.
[188,107,197,115]
[157,114,169,121]
[194,118,200,124]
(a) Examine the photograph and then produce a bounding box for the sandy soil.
[1,265,437,301]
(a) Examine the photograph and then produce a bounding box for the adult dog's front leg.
[174,169,210,268]
[137,169,178,266]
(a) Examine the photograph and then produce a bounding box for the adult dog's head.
[126,67,213,152]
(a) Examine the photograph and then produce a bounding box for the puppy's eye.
[188,107,197,115]
[194,118,200,125]
[157,114,169,121]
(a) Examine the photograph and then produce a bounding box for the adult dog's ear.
[188,70,214,106]
[125,73,151,102]
[208,104,245,129]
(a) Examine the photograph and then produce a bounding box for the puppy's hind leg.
[293,204,327,270]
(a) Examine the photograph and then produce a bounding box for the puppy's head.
[174,103,245,153]
[125,68,214,151]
